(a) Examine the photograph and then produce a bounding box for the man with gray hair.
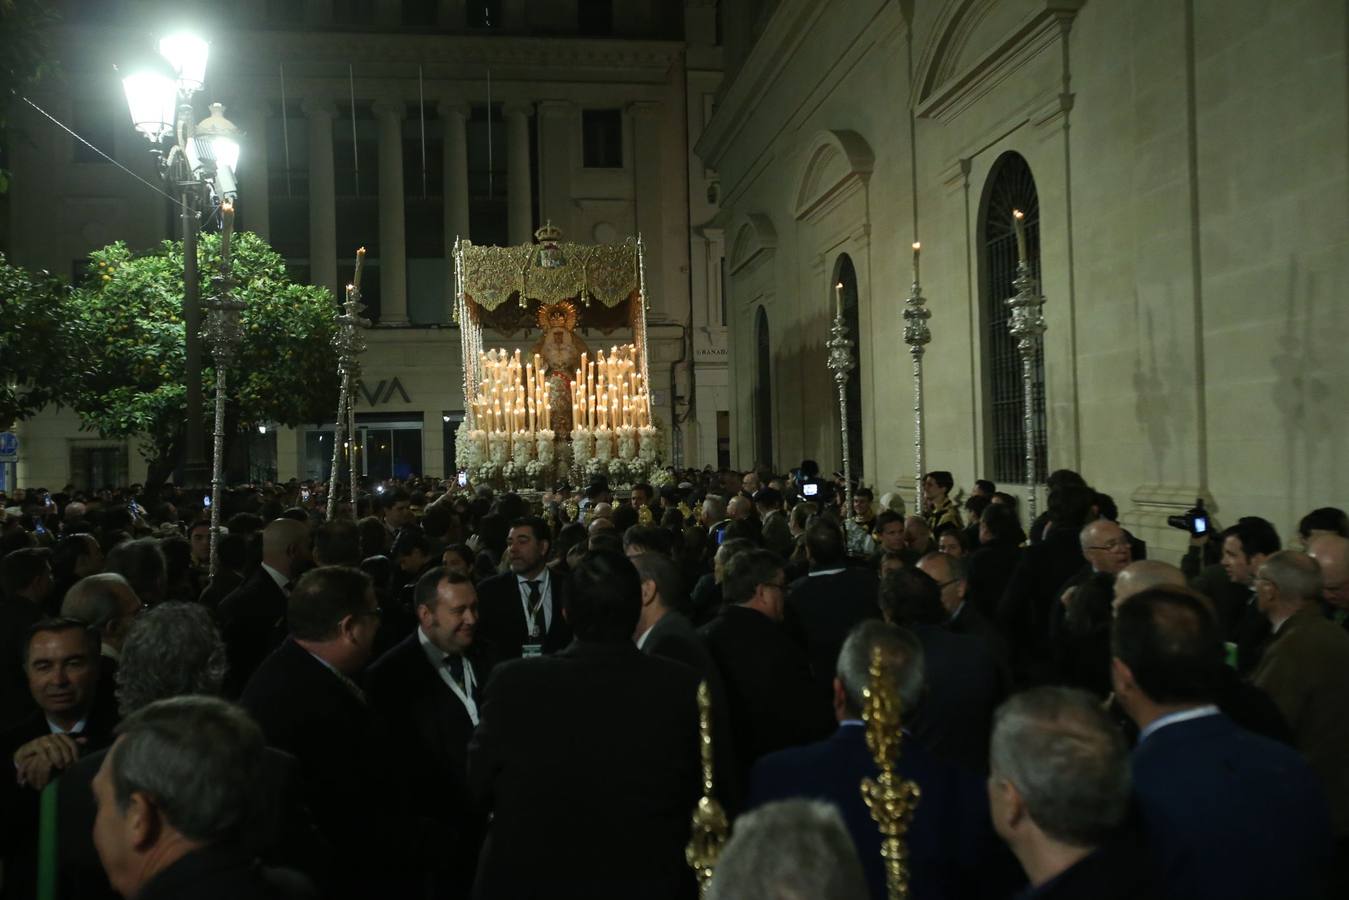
[61,573,142,668]
[92,696,307,900]
[1252,550,1349,846]
[1110,560,1185,614]
[988,686,1148,897]
[748,620,1003,900]
[708,799,867,900]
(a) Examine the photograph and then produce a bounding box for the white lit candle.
[1012,210,1028,267]
[912,242,921,285]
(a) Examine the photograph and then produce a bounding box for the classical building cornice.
[56,24,684,84]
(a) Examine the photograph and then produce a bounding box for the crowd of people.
[0,464,1346,899]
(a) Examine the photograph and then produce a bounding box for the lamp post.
[120,32,241,492]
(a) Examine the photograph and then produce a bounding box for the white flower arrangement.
[501,459,523,483]
[511,431,533,465]
[650,467,675,489]
[583,457,607,483]
[593,426,613,461]
[616,425,637,461]
[455,421,477,470]
[488,432,510,465]
[536,430,555,465]
[637,425,660,462]
[524,458,549,485]
[572,427,593,467]
[473,461,499,484]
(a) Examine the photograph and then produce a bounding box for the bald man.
[216,518,313,697]
[1112,560,1185,614]
[1308,535,1349,631]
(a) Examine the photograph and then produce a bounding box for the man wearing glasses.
[241,566,407,899]
[700,548,833,794]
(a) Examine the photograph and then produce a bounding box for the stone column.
[440,101,471,322]
[236,103,270,242]
[302,98,338,298]
[629,101,664,304]
[374,99,408,324]
[504,102,534,245]
[536,100,573,236]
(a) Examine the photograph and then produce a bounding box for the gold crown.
[534,221,563,243]
[536,300,578,332]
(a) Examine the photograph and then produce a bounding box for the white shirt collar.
[261,562,291,593]
[516,568,549,586]
[48,716,88,736]
[101,642,121,663]
[1137,705,1221,744]
[809,567,847,577]
[636,625,655,649]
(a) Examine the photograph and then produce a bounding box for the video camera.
[1166,498,1210,537]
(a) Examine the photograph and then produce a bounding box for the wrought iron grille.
[755,306,774,468]
[982,152,1048,485]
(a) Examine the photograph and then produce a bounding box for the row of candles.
[471,349,553,434]
[830,210,1029,317]
[573,344,651,429]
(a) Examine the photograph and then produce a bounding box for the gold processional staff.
[685,647,921,900]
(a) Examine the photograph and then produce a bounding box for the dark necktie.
[526,580,544,637]
[445,654,468,696]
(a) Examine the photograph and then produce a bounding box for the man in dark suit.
[1,618,115,900]
[918,551,1010,690]
[91,696,311,900]
[786,521,879,696]
[366,566,495,898]
[632,551,739,812]
[880,567,1002,772]
[467,549,702,899]
[475,516,571,660]
[748,621,1012,900]
[0,547,55,728]
[701,548,834,789]
[988,686,1150,900]
[216,518,312,697]
[1113,587,1333,899]
[964,503,1021,622]
[55,602,331,900]
[240,565,408,899]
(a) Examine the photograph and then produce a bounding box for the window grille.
[982,152,1047,485]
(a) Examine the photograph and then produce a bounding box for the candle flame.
[1012,209,1024,220]
[357,246,367,256]
[912,242,921,251]
[835,282,843,290]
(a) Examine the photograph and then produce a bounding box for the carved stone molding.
[728,213,777,277]
[914,0,1083,124]
[793,129,875,225]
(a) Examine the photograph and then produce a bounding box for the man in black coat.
[964,504,1022,621]
[475,516,571,660]
[467,550,701,900]
[881,567,1003,773]
[240,565,409,900]
[700,548,834,790]
[90,697,312,900]
[216,518,311,697]
[786,521,879,696]
[366,566,496,898]
[631,551,740,812]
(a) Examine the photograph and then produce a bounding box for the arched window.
[980,152,1047,484]
[833,254,864,481]
[755,305,774,468]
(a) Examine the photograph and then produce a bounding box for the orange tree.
[0,252,73,425]
[66,232,340,486]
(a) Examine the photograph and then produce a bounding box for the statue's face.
[549,326,568,344]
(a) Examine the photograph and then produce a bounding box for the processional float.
[453,224,664,491]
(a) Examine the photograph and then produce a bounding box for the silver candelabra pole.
[902,247,931,509]
[327,253,369,519]
[1005,257,1046,521]
[203,204,246,579]
[826,290,857,516]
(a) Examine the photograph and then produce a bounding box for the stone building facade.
[5,0,727,486]
[698,0,1348,556]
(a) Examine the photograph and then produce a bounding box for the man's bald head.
[1308,534,1349,610]
[261,518,311,576]
[727,496,753,521]
[1112,560,1185,613]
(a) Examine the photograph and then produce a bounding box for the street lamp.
[119,31,242,492]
